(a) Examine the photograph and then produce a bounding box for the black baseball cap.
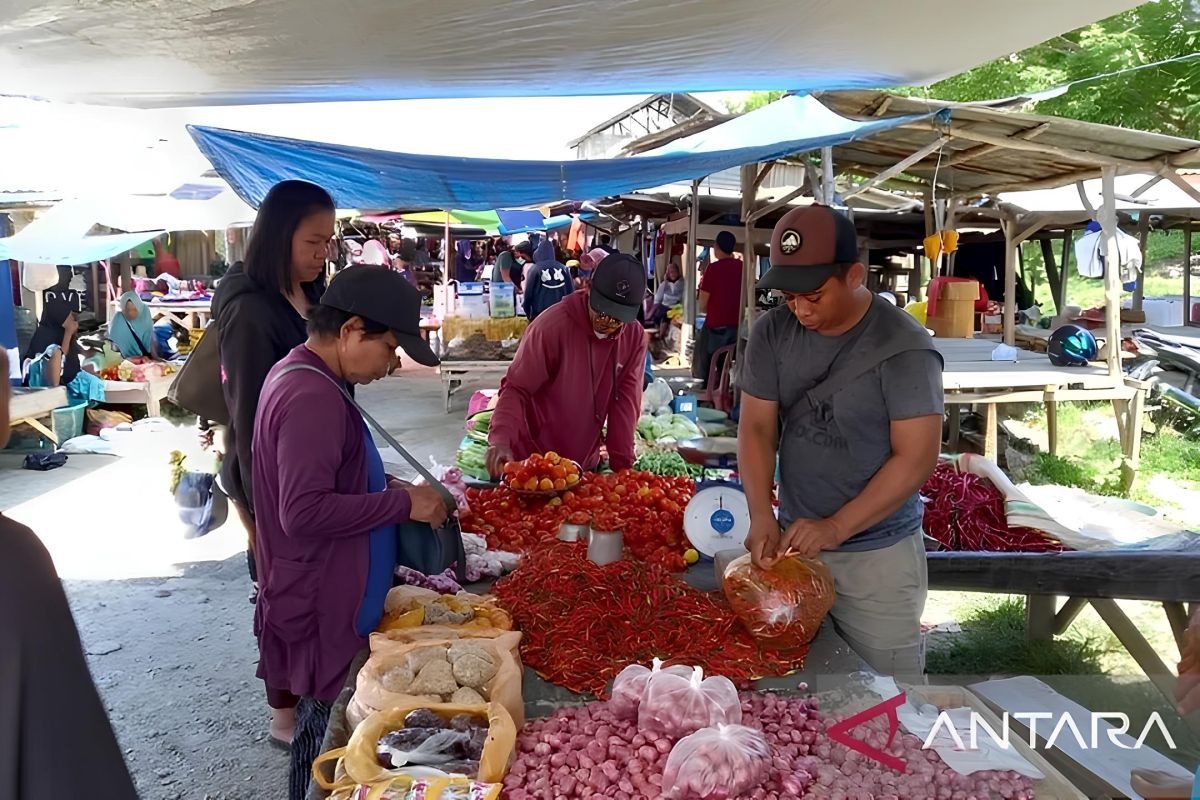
[758,205,859,294]
[320,266,440,366]
[589,253,647,323]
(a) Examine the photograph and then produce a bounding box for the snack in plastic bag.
[377,728,474,768]
[662,724,773,799]
[638,666,742,739]
[609,658,692,720]
[722,553,835,650]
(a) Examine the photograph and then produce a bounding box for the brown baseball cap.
[758,205,859,294]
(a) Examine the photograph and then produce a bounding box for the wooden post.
[735,163,759,368]
[1039,238,1063,316]
[1099,167,1122,379]
[1184,224,1193,326]
[1002,219,1017,347]
[1059,230,1072,312]
[681,179,701,361]
[821,146,835,204]
[443,216,452,291]
[1133,212,1150,313]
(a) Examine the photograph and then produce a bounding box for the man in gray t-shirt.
[739,205,944,680]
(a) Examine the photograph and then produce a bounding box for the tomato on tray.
[461,466,697,567]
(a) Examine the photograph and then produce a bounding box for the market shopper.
[523,239,573,320]
[739,205,943,681]
[649,259,685,326]
[0,348,140,800]
[695,230,743,379]
[210,179,335,740]
[486,252,647,475]
[251,266,446,800]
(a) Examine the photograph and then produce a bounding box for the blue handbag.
[273,364,467,582]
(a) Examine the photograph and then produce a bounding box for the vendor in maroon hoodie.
[251,266,448,800]
[487,253,648,475]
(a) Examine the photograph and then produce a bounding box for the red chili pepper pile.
[462,470,695,571]
[921,461,1065,553]
[491,541,809,697]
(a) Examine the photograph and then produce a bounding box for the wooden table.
[927,548,1200,721]
[8,386,69,444]
[145,300,212,329]
[934,338,1148,488]
[102,373,174,417]
[438,360,512,413]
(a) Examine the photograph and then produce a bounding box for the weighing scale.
[677,437,750,558]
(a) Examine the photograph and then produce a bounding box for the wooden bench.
[8,386,69,444]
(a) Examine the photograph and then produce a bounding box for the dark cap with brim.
[758,205,859,294]
[320,266,440,367]
[589,253,647,323]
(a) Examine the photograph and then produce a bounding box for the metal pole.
[681,179,701,361]
[1099,166,1122,378]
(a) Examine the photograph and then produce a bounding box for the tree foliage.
[901,0,1200,137]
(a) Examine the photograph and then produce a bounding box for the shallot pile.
[503,691,1038,800]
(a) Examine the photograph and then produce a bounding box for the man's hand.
[387,477,414,492]
[745,518,783,569]
[779,517,844,558]
[485,442,514,480]
[404,485,449,528]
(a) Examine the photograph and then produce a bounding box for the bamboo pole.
[1134,212,1150,313]
[1059,230,1073,312]
[1002,218,1017,346]
[1099,166,1122,379]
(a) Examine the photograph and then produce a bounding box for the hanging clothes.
[1074,220,1142,284]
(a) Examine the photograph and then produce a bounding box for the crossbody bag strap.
[272,363,457,512]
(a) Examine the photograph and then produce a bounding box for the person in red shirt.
[695,230,743,379]
[486,253,648,475]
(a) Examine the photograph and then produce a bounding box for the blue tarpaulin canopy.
[190,95,936,211]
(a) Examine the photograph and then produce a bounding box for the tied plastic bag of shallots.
[722,553,834,652]
[608,658,692,720]
[662,724,772,800]
[638,666,741,739]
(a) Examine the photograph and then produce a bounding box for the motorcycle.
[1126,328,1200,416]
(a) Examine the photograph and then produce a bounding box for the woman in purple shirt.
[251,266,445,800]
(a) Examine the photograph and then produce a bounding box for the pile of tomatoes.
[501,452,582,494]
[463,467,695,572]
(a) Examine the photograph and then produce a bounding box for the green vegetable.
[634,450,703,478]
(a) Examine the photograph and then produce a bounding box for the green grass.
[926,597,1108,677]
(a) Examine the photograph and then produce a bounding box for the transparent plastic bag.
[638,666,742,739]
[642,378,673,414]
[722,553,835,651]
[662,724,773,800]
[608,657,692,720]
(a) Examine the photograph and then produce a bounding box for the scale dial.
[683,484,750,557]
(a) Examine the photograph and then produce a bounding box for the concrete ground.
[0,365,490,800]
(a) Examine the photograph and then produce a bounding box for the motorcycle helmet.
[1048,324,1098,367]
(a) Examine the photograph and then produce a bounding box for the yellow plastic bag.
[317,769,501,800]
[326,701,516,787]
[348,638,525,731]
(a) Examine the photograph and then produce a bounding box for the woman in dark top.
[0,348,139,800]
[208,179,336,746]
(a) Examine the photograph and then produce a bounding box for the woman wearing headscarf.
[109,291,158,359]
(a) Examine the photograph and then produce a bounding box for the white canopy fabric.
[0,0,1140,107]
[1000,174,1200,223]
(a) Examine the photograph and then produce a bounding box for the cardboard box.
[928,280,979,338]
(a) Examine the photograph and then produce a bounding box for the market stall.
[7,385,69,444]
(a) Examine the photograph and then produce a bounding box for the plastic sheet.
[722,553,835,650]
